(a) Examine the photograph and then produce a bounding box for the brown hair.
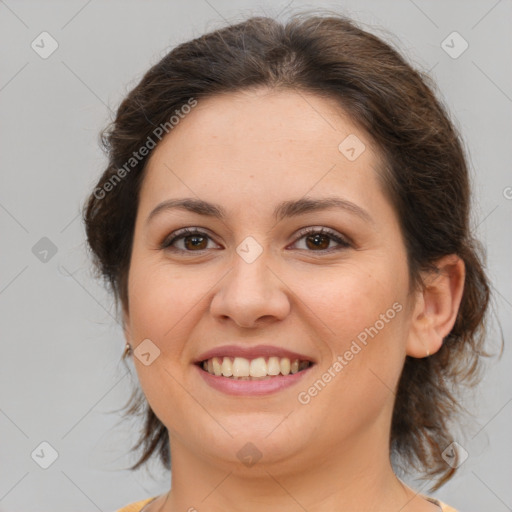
[83,11,492,489]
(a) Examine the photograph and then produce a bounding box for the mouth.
[193,345,316,395]
[196,356,313,380]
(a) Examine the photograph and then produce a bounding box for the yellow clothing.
[116,496,156,512]
[425,496,459,512]
[116,495,459,511]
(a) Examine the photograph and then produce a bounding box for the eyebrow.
[146,196,374,226]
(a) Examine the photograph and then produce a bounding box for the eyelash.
[160,226,351,254]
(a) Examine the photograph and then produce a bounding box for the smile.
[199,356,313,379]
[193,344,316,395]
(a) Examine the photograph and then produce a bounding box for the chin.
[191,414,314,469]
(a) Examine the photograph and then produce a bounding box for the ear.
[406,254,465,358]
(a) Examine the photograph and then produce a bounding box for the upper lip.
[194,344,316,364]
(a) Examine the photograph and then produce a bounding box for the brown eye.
[161,228,219,252]
[305,233,330,250]
[182,234,208,250]
[291,227,351,252]
[161,226,351,254]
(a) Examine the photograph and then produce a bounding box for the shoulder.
[115,496,158,512]
[425,496,459,512]
[439,504,458,512]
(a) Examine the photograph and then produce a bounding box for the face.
[123,88,415,473]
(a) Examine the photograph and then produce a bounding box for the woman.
[83,11,490,512]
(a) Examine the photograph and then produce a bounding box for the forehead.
[139,88,388,218]
[160,88,369,152]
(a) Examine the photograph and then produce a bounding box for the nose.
[209,246,291,329]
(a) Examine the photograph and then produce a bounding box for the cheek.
[296,257,407,349]
[127,259,204,344]
[293,257,409,405]
[125,261,199,428]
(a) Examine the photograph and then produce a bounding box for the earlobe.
[406,254,465,358]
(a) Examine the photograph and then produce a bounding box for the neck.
[158,426,429,512]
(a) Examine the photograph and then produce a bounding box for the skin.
[122,87,465,512]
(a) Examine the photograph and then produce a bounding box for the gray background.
[1,1,511,511]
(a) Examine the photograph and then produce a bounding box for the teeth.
[232,357,250,377]
[249,357,267,377]
[221,357,233,377]
[212,356,222,376]
[298,360,309,371]
[280,357,291,375]
[201,356,311,378]
[267,356,281,375]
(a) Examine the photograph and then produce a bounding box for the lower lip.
[195,364,314,396]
